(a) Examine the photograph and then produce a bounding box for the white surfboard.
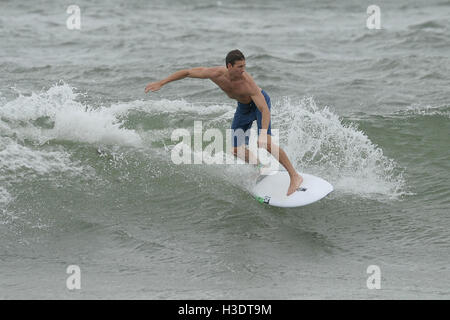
[251,171,333,207]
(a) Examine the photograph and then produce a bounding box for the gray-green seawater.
[1,0,449,298]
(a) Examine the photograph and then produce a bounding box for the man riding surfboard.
[145,49,303,195]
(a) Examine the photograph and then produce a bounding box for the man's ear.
[226,63,231,69]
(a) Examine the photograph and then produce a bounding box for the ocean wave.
[0,83,414,201]
[353,26,449,51]
[191,3,222,10]
[408,20,446,30]
[354,104,450,120]
[0,186,12,209]
[0,83,143,147]
[272,96,408,199]
[140,94,411,200]
[248,52,314,64]
[0,137,91,186]
[0,136,94,219]
[398,104,450,118]
[164,95,412,200]
[0,82,236,153]
[395,29,449,49]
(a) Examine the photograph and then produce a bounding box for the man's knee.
[232,146,243,155]
[232,146,247,157]
[258,139,272,153]
[259,143,272,153]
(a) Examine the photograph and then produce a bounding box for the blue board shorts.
[231,89,272,147]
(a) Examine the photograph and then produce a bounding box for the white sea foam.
[0,186,14,225]
[271,96,408,199]
[0,137,87,179]
[0,84,235,148]
[0,186,12,207]
[0,83,143,147]
[400,104,450,118]
[0,136,94,222]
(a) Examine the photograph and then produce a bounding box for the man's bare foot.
[287,173,303,196]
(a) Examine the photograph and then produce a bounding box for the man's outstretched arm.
[145,67,219,93]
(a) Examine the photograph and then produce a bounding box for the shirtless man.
[145,49,303,196]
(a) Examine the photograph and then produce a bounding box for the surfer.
[145,49,303,195]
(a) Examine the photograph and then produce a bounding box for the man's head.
[225,49,246,77]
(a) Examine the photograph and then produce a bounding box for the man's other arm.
[247,75,270,131]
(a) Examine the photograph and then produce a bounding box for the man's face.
[228,60,246,77]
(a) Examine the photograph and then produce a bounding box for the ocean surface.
[1,0,449,299]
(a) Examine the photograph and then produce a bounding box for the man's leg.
[230,101,257,164]
[258,133,303,196]
[256,90,303,195]
[230,127,260,165]
[232,145,259,164]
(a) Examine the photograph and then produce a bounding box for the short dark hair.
[225,49,245,67]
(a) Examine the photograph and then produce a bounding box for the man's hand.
[257,130,269,150]
[145,81,163,93]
